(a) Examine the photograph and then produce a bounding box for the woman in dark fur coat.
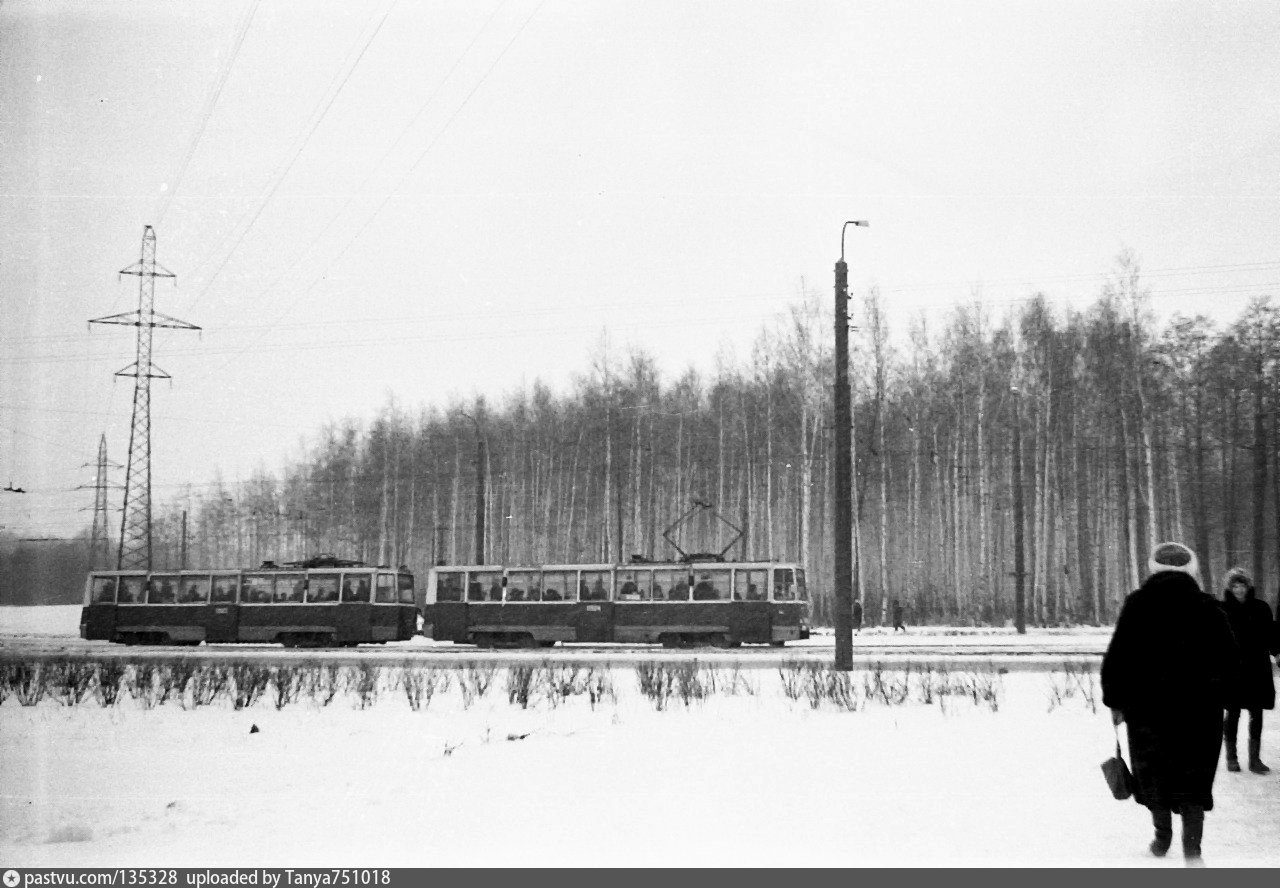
[1101,543,1240,864]
[1219,567,1278,774]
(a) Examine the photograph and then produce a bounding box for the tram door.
[207,574,240,642]
[337,571,373,644]
[84,575,118,640]
[575,569,614,643]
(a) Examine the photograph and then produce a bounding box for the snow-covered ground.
[2,656,1277,868]
[1,606,1114,653]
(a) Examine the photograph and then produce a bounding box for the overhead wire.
[155,0,263,228]
[216,0,512,328]
[192,0,548,384]
[185,0,401,311]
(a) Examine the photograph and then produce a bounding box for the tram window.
[507,570,540,602]
[118,576,146,604]
[242,575,273,604]
[795,569,808,600]
[397,574,415,604]
[308,574,340,603]
[692,570,730,601]
[773,569,799,601]
[437,572,464,602]
[148,575,178,604]
[342,573,372,602]
[275,574,305,603]
[505,570,532,602]
[540,570,575,602]
[465,571,502,602]
[211,576,238,603]
[616,569,651,601]
[374,574,396,603]
[734,569,767,601]
[580,570,611,601]
[91,576,117,603]
[180,576,210,603]
[652,569,689,602]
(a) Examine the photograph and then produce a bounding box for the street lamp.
[834,219,868,671]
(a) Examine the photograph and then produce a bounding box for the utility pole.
[1011,385,1027,634]
[460,405,486,564]
[834,220,869,671]
[180,509,189,570]
[90,226,199,570]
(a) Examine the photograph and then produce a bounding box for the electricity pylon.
[78,433,122,569]
[90,226,199,569]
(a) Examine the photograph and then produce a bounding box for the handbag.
[1101,726,1133,800]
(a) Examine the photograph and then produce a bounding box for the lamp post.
[834,220,869,671]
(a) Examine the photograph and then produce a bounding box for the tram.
[423,559,810,648]
[79,555,418,647]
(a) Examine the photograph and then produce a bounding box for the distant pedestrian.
[1218,567,1277,774]
[853,600,863,635]
[1101,542,1239,864]
[891,599,906,633]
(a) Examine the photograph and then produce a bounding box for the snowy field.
[2,651,1278,868]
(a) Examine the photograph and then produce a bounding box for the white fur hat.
[1148,542,1201,587]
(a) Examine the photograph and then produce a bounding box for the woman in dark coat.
[1219,567,1278,773]
[1101,542,1240,864]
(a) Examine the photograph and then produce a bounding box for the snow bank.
[0,605,81,637]
[1,663,1276,867]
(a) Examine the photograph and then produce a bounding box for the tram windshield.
[91,575,117,603]
[772,568,807,601]
[436,571,465,602]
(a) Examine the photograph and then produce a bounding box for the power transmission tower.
[78,433,122,569]
[90,226,200,570]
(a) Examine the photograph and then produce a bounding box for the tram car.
[423,559,811,648]
[79,555,418,647]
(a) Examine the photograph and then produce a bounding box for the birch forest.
[146,257,1280,626]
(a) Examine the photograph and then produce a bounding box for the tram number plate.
[215,607,229,614]
[586,605,602,612]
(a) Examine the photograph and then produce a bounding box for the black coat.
[1101,571,1239,813]
[1220,588,1277,711]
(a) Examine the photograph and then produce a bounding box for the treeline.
[1,533,92,605]
[100,256,1280,625]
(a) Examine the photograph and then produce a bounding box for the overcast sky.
[2,0,1278,539]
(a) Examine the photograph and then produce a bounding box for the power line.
[185,0,400,308]
[155,0,264,227]
[193,0,548,384]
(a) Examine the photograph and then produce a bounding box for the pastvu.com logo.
[3,869,20,888]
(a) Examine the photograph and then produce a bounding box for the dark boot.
[1224,709,1241,771]
[1247,711,1269,773]
[1149,807,1172,857]
[1181,805,1204,863]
